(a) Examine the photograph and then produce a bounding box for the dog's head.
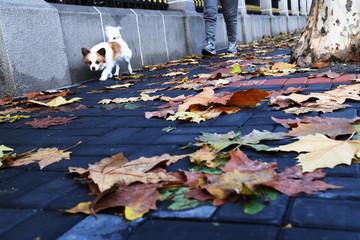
[81,48,106,71]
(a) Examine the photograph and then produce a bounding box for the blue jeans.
[204,0,238,43]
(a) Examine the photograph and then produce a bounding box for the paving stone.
[44,155,102,171]
[284,77,308,85]
[238,125,275,135]
[58,214,144,240]
[126,145,179,160]
[0,208,37,235]
[127,219,279,240]
[0,168,25,183]
[47,184,95,210]
[0,210,85,240]
[150,204,217,220]
[0,171,63,205]
[123,127,165,145]
[319,108,357,118]
[153,134,199,145]
[168,126,236,135]
[211,110,257,127]
[323,164,359,177]
[279,227,360,240]
[1,173,79,209]
[287,198,360,231]
[86,127,143,145]
[213,195,289,225]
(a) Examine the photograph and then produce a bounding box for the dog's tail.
[105,26,122,41]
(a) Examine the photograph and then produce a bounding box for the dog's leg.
[125,57,132,74]
[114,64,120,77]
[99,66,113,81]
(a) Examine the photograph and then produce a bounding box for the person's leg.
[220,0,238,52]
[202,0,219,55]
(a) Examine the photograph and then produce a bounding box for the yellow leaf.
[125,206,148,221]
[105,83,133,89]
[162,71,187,77]
[65,201,92,214]
[167,112,206,124]
[29,96,82,107]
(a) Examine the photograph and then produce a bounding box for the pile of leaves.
[66,127,344,220]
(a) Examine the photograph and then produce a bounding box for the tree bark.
[291,0,360,66]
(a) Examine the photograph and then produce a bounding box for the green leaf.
[352,124,360,140]
[243,200,265,215]
[195,131,242,150]
[237,130,286,151]
[162,187,209,211]
[162,126,176,133]
[229,63,242,74]
[0,145,14,158]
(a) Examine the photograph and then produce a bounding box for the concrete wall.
[0,0,307,97]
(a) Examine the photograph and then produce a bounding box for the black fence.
[245,0,261,14]
[271,0,279,15]
[45,0,168,10]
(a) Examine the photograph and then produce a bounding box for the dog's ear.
[81,48,90,56]
[97,48,106,57]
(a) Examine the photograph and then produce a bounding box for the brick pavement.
[1,45,360,240]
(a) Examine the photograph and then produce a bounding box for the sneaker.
[202,41,216,56]
[227,41,237,53]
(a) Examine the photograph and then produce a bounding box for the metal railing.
[245,0,261,14]
[45,0,168,10]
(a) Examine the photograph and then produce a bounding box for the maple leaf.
[69,153,186,192]
[272,116,359,139]
[237,130,287,151]
[0,145,13,158]
[270,134,360,172]
[12,145,74,170]
[189,145,219,168]
[204,168,275,200]
[226,88,271,107]
[29,96,82,107]
[284,102,349,115]
[263,165,342,196]
[23,116,77,129]
[222,149,278,173]
[195,131,241,150]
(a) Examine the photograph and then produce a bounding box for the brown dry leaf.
[13,146,73,170]
[23,116,77,129]
[189,145,219,168]
[222,149,278,173]
[204,168,275,200]
[270,133,360,172]
[308,70,340,79]
[0,106,42,115]
[272,116,359,138]
[264,165,342,197]
[312,61,330,68]
[284,102,349,115]
[0,95,12,106]
[226,88,271,107]
[177,88,232,112]
[271,62,297,70]
[69,153,187,192]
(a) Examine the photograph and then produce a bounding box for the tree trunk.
[291,0,360,66]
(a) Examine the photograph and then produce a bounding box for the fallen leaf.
[195,131,241,150]
[270,134,360,172]
[0,114,30,123]
[23,116,77,129]
[69,153,186,192]
[312,61,330,68]
[264,165,343,196]
[29,96,82,107]
[272,116,359,138]
[12,146,73,170]
[162,126,176,132]
[189,145,219,168]
[229,63,242,74]
[105,83,133,89]
[0,145,13,158]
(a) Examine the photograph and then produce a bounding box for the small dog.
[81,26,132,81]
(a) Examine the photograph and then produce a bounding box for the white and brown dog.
[81,26,132,81]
